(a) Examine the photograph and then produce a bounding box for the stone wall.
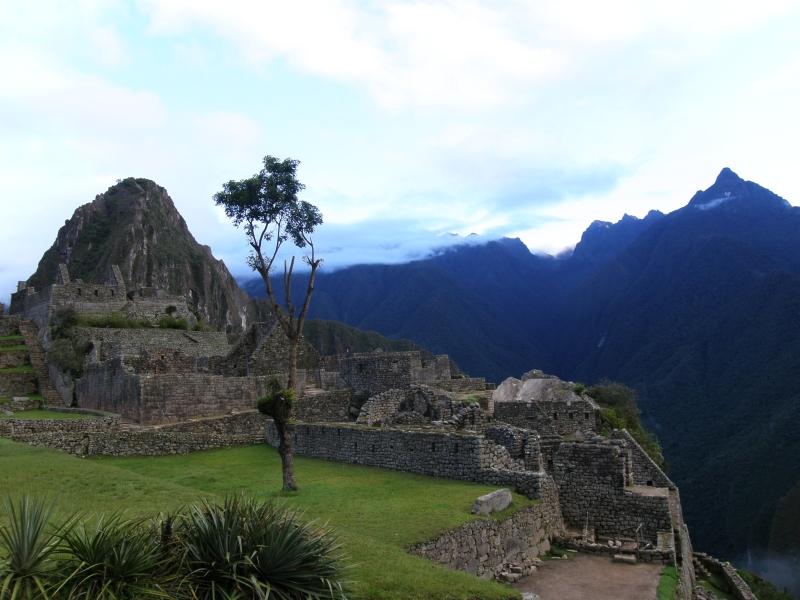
[429,377,487,394]
[694,553,757,600]
[0,372,38,397]
[415,355,451,384]
[611,429,675,489]
[356,389,405,426]
[0,349,28,369]
[265,422,553,500]
[0,414,120,437]
[2,398,42,412]
[293,389,354,423]
[157,411,268,437]
[8,430,257,456]
[0,314,21,337]
[337,352,417,396]
[407,500,564,580]
[494,397,600,436]
[76,352,297,424]
[552,441,673,543]
[247,322,321,376]
[0,410,264,456]
[19,321,62,404]
[88,328,230,360]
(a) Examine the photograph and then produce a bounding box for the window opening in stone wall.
[110,290,114,296]
[431,442,436,452]
[370,445,375,452]
[584,412,589,420]
[553,412,558,420]
[547,459,554,471]
[569,412,574,419]
[94,289,99,297]
[647,480,654,487]
[358,363,364,373]
[77,289,81,296]
[453,443,459,454]
[354,442,358,450]
[338,430,341,437]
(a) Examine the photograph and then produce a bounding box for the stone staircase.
[18,321,62,404]
[0,315,37,399]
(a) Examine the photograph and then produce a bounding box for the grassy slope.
[0,440,525,600]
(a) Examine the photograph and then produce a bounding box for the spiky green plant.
[59,513,172,599]
[179,494,349,600]
[0,495,72,600]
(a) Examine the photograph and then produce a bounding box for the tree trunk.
[288,337,299,393]
[274,418,298,491]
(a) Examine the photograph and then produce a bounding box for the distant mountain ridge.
[241,168,800,571]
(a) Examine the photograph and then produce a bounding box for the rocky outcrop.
[24,178,255,333]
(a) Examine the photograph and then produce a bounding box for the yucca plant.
[179,495,350,600]
[59,513,173,599]
[0,494,72,600]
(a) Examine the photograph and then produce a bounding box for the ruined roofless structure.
[9,264,470,426]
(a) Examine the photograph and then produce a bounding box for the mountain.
[242,260,550,382]
[241,168,800,569]
[552,168,800,562]
[26,178,254,333]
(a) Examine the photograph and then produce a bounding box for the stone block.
[472,488,513,515]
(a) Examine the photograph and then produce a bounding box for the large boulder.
[471,488,513,515]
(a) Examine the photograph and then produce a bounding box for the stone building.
[10,264,194,329]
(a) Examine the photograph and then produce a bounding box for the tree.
[214,156,322,490]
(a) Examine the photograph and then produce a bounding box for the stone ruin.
[3,266,704,597]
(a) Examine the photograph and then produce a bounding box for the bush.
[587,379,668,472]
[60,513,172,599]
[0,495,74,600]
[572,382,586,395]
[46,339,83,377]
[179,494,349,600]
[257,377,295,420]
[155,316,189,330]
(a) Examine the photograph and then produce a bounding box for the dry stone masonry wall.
[408,501,564,579]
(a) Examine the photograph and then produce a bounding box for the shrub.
[0,495,74,600]
[257,377,295,420]
[155,316,189,330]
[46,339,82,376]
[587,379,668,472]
[179,495,349,600]
[60,513,172,599]
[572,382,586,395]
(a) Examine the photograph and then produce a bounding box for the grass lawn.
[0,345,27,352]
[0,364,35,372]
[0,335,24,342]
[0,410,94,420]
[657,566,678,600]
[0,439,526,599]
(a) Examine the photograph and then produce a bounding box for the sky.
[2,0,800,300]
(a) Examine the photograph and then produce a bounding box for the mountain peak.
[688,168,791,211]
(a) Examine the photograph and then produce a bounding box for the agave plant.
[59,512,173,599]
[0,494,72,600]
[179,495,350,600]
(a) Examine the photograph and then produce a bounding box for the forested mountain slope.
[242,168,800,566]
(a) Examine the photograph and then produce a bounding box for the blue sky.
[2,0,800,299]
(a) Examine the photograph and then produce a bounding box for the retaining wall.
[0,372,38,397]
[265,422,553,499]
[408,495,564,579]
[553,442,672,543]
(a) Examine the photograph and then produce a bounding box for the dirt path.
[513,552,663,600]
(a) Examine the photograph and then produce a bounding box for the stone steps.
[18,321,63,405]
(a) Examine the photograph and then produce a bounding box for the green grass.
[697,573,736,600]
[0,410,94,420]
[657,565,679,600]
[0,364,35,372]
[0,440,525,599]
[0,335,24,342]
[0,345,27,352]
